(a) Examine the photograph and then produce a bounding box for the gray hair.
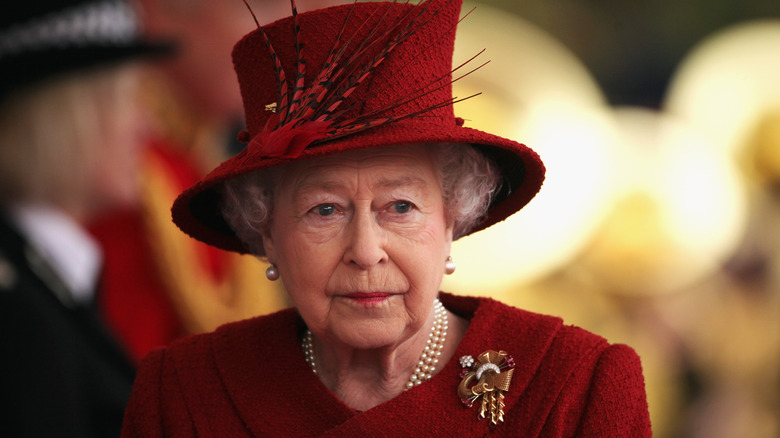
[219,143,501,257]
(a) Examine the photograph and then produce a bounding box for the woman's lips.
[345,292,393,305]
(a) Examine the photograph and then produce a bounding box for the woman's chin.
[329,320,407,351]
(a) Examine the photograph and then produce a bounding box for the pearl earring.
[444,256,456,275]
[265,264,280,281]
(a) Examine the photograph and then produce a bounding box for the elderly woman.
[122,0,651,436]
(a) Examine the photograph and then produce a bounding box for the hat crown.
[232,0,463,159]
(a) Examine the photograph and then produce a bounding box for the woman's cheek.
[380,213,430,238]
[298,221,346,246]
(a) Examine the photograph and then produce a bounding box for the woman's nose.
[342,208,387,269]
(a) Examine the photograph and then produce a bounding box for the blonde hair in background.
[0,64,142,218]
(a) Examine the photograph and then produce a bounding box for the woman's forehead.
[281,145,438,190]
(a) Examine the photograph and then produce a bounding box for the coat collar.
[191,293,567,437]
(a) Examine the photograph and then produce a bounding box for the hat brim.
[172,120,545,254]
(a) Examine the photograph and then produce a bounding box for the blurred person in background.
[88,0,339,363]
[0,0,169,436]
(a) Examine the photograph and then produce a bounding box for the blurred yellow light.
[579,108,748,294]
[665,20,780,157]
[443,2,621,293]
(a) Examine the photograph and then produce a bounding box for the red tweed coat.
[122,293,651,437]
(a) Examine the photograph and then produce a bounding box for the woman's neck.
[310,309,468,411]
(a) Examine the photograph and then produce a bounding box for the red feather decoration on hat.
[241,0,485,159]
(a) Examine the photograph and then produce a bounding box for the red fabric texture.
[122,293,651,437]
[172,0,546,254]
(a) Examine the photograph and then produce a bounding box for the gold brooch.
[457,350,515,426]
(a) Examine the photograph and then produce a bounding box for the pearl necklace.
[302,298,448,390]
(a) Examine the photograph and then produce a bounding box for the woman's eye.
[315,204,336,216]
[392,201,413,214]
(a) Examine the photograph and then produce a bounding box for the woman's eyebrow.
[290,179,347,202]
[295,178,347,192]
[374,175,429,192]
[292,174,428,197]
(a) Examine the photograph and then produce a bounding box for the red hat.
[172,0,545,254]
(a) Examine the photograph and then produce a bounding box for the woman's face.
[263,145,453,350]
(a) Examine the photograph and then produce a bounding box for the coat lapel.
[201,293,568,437]
[311,294,566,437]
[210,309,356,437]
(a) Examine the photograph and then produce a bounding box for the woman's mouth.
[345,292,393,305]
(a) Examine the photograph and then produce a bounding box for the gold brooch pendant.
[457,350,515,426]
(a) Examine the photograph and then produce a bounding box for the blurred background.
[440,1,780,437]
